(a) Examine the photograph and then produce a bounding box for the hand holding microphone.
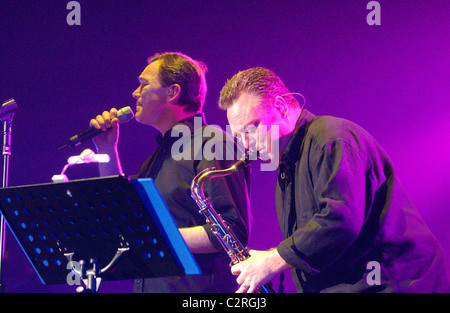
[89,107,123,151]
[60,106,134,150]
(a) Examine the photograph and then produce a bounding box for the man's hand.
[231,248,292,293]
[89,108,120,151]
[89,108,123,176]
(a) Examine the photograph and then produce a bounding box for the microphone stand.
[0,99,18,293]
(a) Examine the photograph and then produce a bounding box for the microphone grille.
[117,106,135,123]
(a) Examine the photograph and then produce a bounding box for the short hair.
[148,52,208,113]
[218,67,298,110]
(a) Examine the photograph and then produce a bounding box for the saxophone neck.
[232,151,253,171]
[191,152,253,198]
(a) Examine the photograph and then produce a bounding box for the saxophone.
[190,152,275,293]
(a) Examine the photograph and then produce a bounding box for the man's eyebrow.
[137,76,148,83]
[243,120,260,131]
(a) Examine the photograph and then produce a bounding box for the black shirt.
[276,109,448,292]
[133,113,251,293]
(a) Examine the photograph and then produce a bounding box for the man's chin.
[257,150,272,162]
[134,107,146,124]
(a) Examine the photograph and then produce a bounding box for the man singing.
[90,52,251,292]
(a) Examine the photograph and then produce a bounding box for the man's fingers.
[236,281,257,294]
[102,111,112,129]
[231,263,241,276]
[90,118,100,129]
[247,284,257,294]
[91,109,119,131]
[235,283,249,293]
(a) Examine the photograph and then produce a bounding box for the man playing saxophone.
[219,67,448,293]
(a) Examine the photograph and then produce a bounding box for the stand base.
[64,244,129,293]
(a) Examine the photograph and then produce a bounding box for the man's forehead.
[234,92,261,107]
[139,60,161,80]
[231,92,270,117]
[227,101,259,133]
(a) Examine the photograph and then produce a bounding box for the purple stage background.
[0,1,448,293]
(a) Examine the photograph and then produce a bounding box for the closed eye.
[244,120,261,133]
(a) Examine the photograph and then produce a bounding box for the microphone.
[0,99,18,122]
[59,106,134,149]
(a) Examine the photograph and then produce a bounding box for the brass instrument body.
[190,154,275,293]
[191,166,249,265]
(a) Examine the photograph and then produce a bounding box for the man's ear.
[167,84,181,102]
[274,96,288,118]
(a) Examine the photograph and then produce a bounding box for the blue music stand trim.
[131,178,201,275]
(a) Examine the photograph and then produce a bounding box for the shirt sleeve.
[277,138,367,273]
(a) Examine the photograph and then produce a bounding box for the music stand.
[0,175,201,292]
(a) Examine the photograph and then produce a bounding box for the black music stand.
[0,175,201,292]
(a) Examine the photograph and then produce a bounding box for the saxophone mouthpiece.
[233,151,257,171]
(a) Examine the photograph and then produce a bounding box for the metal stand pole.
[0,215,5,293]
[0,120,12,293]
[0,98,17,293]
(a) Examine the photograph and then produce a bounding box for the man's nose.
[132,87,140,99]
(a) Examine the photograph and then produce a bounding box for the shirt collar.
[281,109,315,164]
[156,113,206,147]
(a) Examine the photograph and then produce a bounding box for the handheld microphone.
[59,106,134,149]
